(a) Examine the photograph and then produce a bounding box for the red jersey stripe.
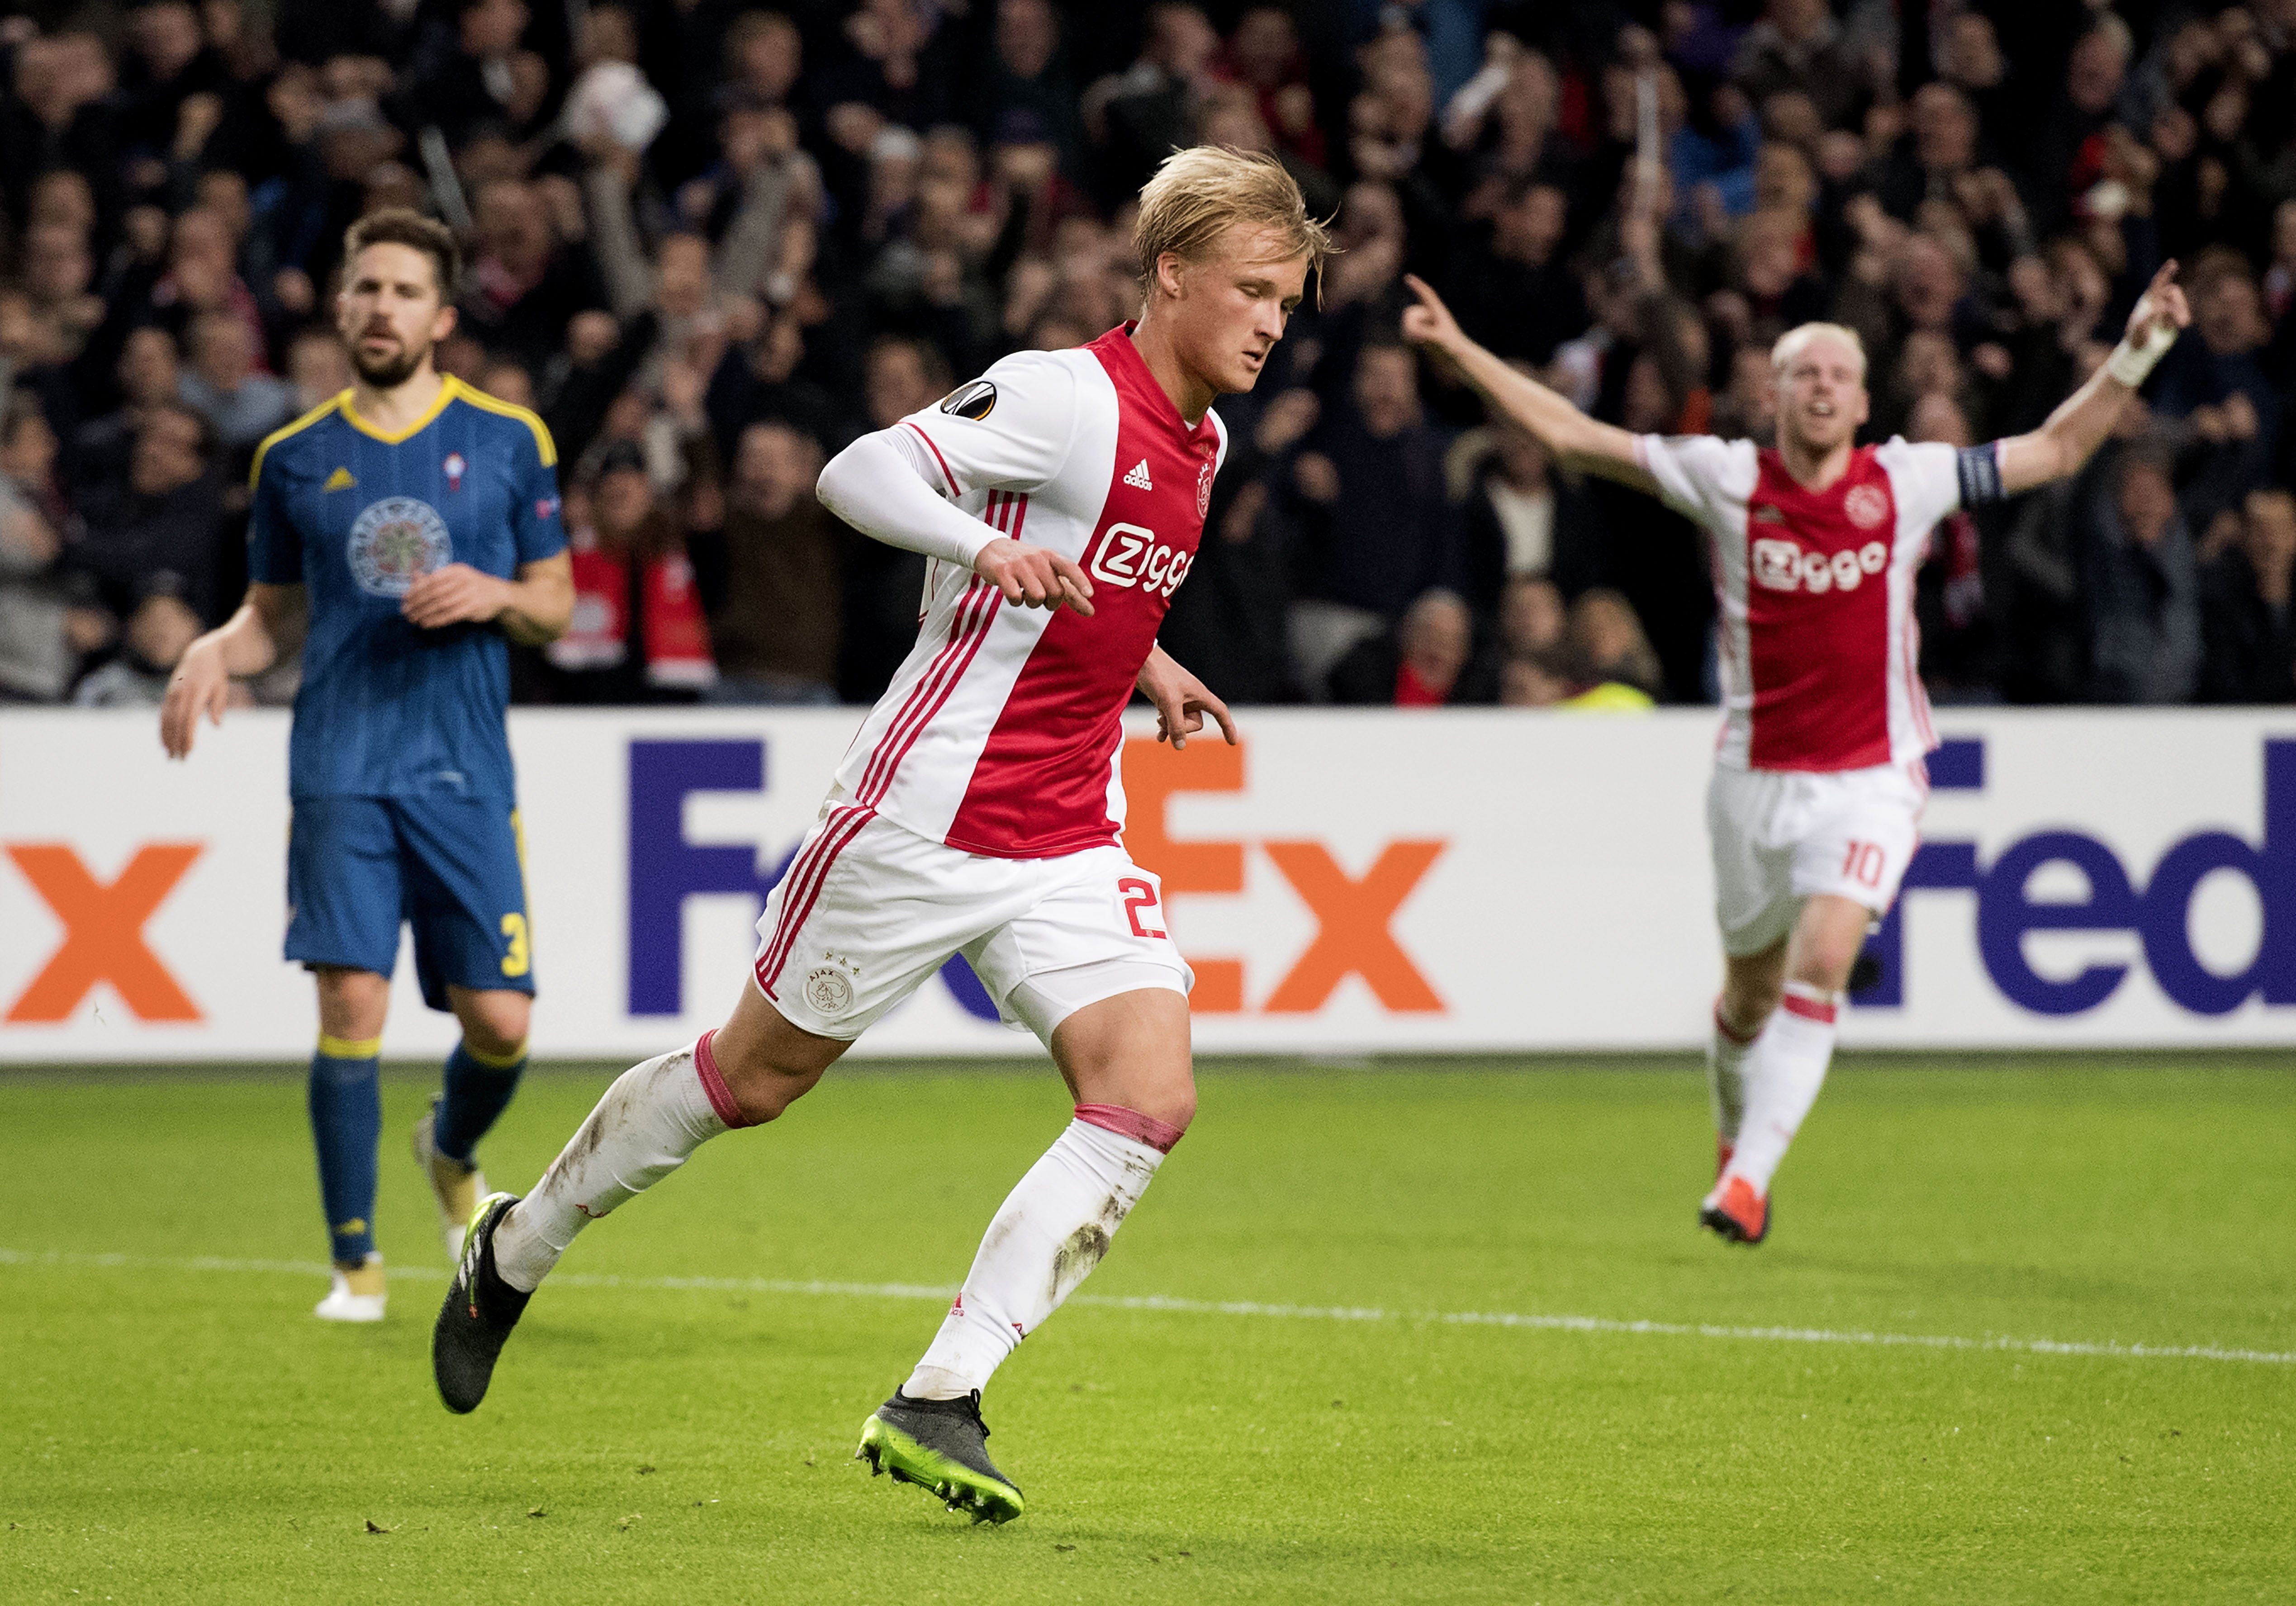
[754,806,876,996]
[902,422,961,497]
[860,584,1006,806]
[856,578,998,805]
[754,805,867,992]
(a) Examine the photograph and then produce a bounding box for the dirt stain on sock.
[1049,1222,1110,1304]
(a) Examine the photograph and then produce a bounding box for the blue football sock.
[309,1036,383,1265]
[434,1038,528,1164]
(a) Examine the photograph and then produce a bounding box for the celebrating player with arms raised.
[1404,262,2189,1245]
[162,210,573,1320]
[432,148,1329,1523]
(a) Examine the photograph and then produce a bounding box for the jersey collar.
[338,373,460,445]
[1101,322,1219,450]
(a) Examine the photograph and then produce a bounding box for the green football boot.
[855,1390,1025,1524]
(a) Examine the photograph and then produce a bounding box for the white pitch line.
[3,1247,2287,1367]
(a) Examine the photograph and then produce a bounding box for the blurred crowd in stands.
[6,0,2296,712]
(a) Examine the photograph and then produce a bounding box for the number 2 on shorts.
[1118,877,1166,940]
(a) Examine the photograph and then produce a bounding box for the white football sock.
[1725,983,1838,1195]
[903,1106,1179,1401]
[1707,998,1761,1151]
[493,1034,744,1292]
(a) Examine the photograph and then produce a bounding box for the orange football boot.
[1699,1174,1769,1245]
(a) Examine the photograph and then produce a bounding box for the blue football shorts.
[285,794,536,1009]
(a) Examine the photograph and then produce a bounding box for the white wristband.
[2105,320,2178,388]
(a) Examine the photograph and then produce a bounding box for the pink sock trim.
[1074,1103,1183,1154]
[1780,985,1838,1026]
[693,1030,754,1129]
[1712,999,1760,1046]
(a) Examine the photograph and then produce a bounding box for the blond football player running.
[1404,262,2188,1245]
[432,149,1329,1523]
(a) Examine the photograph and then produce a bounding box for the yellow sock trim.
[318,1033,383,1059]
[461,1038,529,1071]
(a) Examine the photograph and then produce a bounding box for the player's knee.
[313,966,389,1037]
[458,993,531,1061]
[1792,934,1865,993]
[707,1030,827,1124]
[1107,1064,1196,1136]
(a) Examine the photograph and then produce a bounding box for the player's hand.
[1137,646,1236,751]
[1400,274,1465,353]
[974,537,1094,616]
[160,636,232,759]
[401,564,513,630]
[2125,260,2191,346]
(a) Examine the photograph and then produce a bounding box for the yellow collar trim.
[338,374,461,445]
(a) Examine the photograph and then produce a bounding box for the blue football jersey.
[247,376,565,800]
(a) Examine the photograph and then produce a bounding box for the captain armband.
[1955,441,2006,507]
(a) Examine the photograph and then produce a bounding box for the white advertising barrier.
[3,706,2293,1059]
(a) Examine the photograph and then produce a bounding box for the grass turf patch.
[0,1056,2288,1603]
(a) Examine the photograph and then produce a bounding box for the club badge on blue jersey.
[444,451,467,491]
[347,496,453,596]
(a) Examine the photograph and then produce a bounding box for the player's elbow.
[815,436,881,520]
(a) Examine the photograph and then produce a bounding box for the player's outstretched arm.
[1137,644,1236,750]
[400,552,574,643]
[816,431,1093,616]
[161,582,305,758]
[1401,275,1660,496]
[1996,261,2190,496]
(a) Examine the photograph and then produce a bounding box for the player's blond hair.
[1771,322,1868,383]
[1133,146,1334,301]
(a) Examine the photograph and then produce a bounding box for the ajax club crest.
[347,496,453,597]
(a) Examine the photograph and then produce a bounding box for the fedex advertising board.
[2,708,2291,1059]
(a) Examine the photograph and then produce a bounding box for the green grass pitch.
[1,1055,2288,1603]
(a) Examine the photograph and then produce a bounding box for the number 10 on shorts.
[1840,840,1886,889]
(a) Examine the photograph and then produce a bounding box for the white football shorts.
[750,803,1193,1042]
[1706,760,1928,957]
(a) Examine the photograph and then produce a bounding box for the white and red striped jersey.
[828,324,1226,857]
[1637,433,1979,772]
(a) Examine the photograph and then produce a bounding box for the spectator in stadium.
[71,587,209,707]
[177,308,292,452]
[2082,447,2202,705]
[11,0,2296,713]
[1442,178,1584,369]
[2199,488,2296,703]
[1328,587,1496,707]
[1498,573,1567,660]
[67,326,181,497]
[2148,250,2278,535]
[1279,336,1457,696]
[1453,407,1602,611]
[284,324,352,413]
[703,419,842,706]
[66,398,229,627]
[457,178,609,374]
[542,441,712,703]
[1731,0,1877,132]
[1498,648,1573,708]
[0,416,75,704]
[1564,588,1665,706]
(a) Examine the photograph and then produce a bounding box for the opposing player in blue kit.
[161,209,573,1322]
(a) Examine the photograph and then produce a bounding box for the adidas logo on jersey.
[324,467,356,492]
[1124,459,1153,490]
